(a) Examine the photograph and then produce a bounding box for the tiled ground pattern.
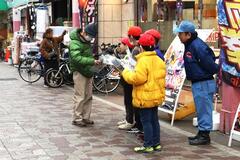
[0,62,240,160]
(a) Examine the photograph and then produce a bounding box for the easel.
[158,78,185,126]
[228,103,240,147]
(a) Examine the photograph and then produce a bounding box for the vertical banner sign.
[78,0,97,29]
[85,0,97,24]
[217,0,240,88]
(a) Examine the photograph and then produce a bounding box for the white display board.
[158,36,185,126]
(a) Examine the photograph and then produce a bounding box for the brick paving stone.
[1,62,240,160]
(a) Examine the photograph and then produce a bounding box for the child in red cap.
[145,29,164,61]
[116,37,135,130]
[120,26,144,134]
[122,34,166,153]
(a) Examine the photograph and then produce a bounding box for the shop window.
[138,0,197,23]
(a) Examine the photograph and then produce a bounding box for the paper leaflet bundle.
[121,48,136,71]
[99,48,136,71]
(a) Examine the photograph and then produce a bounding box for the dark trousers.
[139,107,160,147]
[121,77,142,130]
[134,108,143,131]
[121,77,134,124]
[43,59,59,85]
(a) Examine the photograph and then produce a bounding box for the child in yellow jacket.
[122,33,166,153]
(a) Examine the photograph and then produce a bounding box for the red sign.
[206,31,219,42]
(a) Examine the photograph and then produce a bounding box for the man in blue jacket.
[174,21,219,145]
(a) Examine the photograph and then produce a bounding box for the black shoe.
[189,131,210,145]
[82,119,94,125]
[126,127,140,134]
[188,131,201,140]
[72,120,87,127]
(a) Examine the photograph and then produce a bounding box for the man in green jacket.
[69,23,101,127]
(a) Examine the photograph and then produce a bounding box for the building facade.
[98,0,218,50]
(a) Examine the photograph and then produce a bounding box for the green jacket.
[69,29,95,78]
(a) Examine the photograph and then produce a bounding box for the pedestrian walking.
[174,20,219,145]
[145,29,164,61]
[39,28,66,87]
[69,23,101,127]
[122,33,166,153]
[117,37,135,130]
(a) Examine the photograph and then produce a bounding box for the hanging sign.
[217,0,240,88]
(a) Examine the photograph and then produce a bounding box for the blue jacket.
[155,45,165,61]
[183,33,219,82]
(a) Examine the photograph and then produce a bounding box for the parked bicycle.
[18,47,45,83]
[45,43,121,94]
[93,43,121,93]
[44,57,73,88]
[19,43,69,84]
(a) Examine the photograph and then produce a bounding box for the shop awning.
[6,0,28,8]
[0,0,9,11]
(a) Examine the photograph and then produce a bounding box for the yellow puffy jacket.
[122,51,166,108]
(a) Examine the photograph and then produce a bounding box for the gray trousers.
[72,71,93,121]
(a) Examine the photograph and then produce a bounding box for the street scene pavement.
[0,62,240,160]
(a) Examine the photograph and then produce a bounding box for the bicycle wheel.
[18,58,43,83]
[93,66,120,94]
[61,64,73,85]
[45,69,64,88]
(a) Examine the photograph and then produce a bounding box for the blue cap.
[174,21,195,33]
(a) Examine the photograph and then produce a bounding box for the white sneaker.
[43,84,49,88]
[117,119,127,126]
[118,122,134,130]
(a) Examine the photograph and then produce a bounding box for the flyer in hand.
[100,48,136,71]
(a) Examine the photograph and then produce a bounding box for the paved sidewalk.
[0,62,240,160]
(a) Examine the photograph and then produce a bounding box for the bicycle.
[18,47,44,83]
[92,43,121,93]
[44,58,73,88]
[93,64,120,94]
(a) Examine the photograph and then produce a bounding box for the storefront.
[134,0,218,51]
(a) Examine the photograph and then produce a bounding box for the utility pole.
[198,0,203,28]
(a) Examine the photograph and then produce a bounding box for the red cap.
[128,26,142,37]
[145,29,161,39]
[121,37,134,49]
[138,34,155,47]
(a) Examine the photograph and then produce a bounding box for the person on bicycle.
[40,28,66,87]
[69,23,101,127]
